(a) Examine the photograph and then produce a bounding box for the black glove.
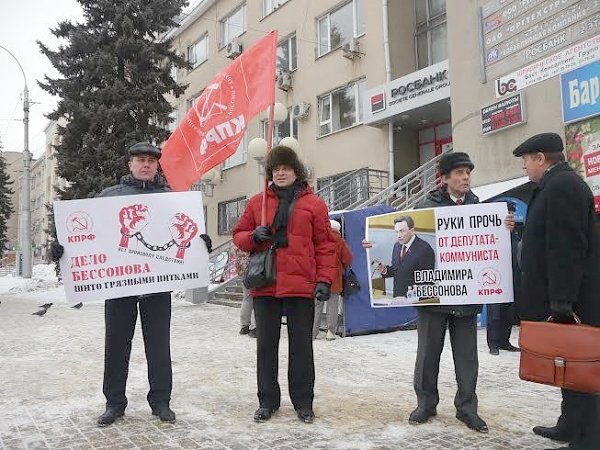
[50,241,64,262]
[200,234,212,253]
[314,282,331,302]
[252,226,271,243]
[550,300,576,323]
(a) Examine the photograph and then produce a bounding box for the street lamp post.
[1,45,32,278]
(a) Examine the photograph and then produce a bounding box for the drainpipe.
[382,0,394,186]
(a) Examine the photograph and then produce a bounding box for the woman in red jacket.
[313,220,352,340]
[233,145,335,424]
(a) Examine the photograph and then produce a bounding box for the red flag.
[161,31,277,191]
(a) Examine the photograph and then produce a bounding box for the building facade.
[166,0,599,247]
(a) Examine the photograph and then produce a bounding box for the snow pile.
[0,263,66,303]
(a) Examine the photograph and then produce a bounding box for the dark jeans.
[555,389,600,448]
[414,309,479,415]
[103,293,172,410]
[253,296,315,411]
[486,303,515,349]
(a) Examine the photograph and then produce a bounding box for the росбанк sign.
[561,59,600,124]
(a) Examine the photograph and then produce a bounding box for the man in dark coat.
[376,215,435,298]
[407,152,496,433]
[363,152,514,432]
[513,132,600,449]
[51,142,212,427]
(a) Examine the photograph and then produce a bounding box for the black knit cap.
[512,133,564,157]
[265,145,307,182]
[439,152,474,175]
[128,142,161,159]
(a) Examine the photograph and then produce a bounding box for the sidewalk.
[0,294,564,449]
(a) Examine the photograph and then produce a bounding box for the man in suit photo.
[374,215,435,299]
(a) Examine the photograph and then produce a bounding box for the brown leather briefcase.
[519,320,600,393]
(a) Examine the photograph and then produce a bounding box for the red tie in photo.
[456,199,464,205]
[400,245,407,260]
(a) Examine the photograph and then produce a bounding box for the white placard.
[366,203,513,308]
[53,191,209,302]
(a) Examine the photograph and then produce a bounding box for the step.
[208,297,242,308]
[213,291,244,301]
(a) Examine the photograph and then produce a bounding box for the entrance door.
[418,121,453,165]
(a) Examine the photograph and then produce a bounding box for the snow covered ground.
[0,265,564,449]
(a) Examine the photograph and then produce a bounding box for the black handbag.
[342,266,360,296]
[243,245,277,289]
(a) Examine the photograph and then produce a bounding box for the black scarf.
[270,181,302,248]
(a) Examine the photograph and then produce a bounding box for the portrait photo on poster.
[364,203,513,308]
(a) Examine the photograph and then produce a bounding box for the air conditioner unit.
[226,38,243,59]
[342,38,361,60]
[276,70,293,91]
[292,102,311,120]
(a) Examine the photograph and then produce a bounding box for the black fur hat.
[265,145,307,182]
[439,152,474,175]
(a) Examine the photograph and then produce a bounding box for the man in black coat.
[52,142,212,427]
[407,152,496,433]
[513,132,600,449]
[363,152,514,432]
[376,215,435,298]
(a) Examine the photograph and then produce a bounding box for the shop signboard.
[494,34,600,98]
[561,59,600,123]
[565,115,600,212]
[481,93,527,134]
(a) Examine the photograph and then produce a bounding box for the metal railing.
[352,153,444,210]
[208,238,238,284]
[0,256,16,277]
[315,168,389,211]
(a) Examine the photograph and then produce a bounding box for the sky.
[0,0,203,159]
[0,0,83,158]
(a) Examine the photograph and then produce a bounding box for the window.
[170,52,178,82]
[188,34,208,69]
[277,34,297,72]
[318,79,366,136]
[167,110,178,132]
[317,0,364,56]
[187,92,201,111]
[263,0,288,16]
[218,197,247,235]
[220,4,246,47]
[261,108,298,141]
[415,0,447,69]
[222,133,247,170]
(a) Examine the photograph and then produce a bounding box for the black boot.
[253,406,278,423]
[408,407,437,424]
[97,406,125,427]
[152,404,176,423]
[297,408,315,423]
[532,425,571,442]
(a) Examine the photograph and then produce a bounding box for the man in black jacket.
[52,142,212,427]
[513,133,600,449]
[408,152,494,433]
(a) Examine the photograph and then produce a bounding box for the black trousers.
[554,389,600,448]
[103,293,172,410]
[253,296,315,411]
[414,309,479,415]
[486,303,514,349]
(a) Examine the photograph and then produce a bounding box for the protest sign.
[53,191,209,302]
[365,203,513,307]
